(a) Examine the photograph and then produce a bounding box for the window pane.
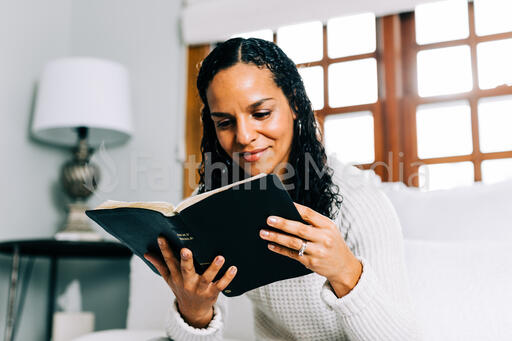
[478,95,512,153]
[324,111,375,165]
[417,45,473,97]
[474,0,512,36]
[418,162,474,191]
[231,29,273,41]
[328,58,378,108]
[277,21,323,64]
[482,158,512,184]
[416,101,473,159]
[327,13,376,58]
[415,0,469,45]
[298,66,324,110]
[477,39,512,90]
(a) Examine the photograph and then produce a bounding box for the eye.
[216,119,232,129]
[253,111,271,119]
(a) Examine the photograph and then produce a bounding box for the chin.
[240,162,275,176]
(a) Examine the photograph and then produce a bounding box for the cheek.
[215,131,231,150]
[270,114,295,144]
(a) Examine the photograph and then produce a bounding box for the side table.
[0,239,132,341]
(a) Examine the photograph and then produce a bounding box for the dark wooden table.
[0,239,132,341]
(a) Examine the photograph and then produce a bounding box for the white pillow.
[72,329,166,341]
[404,239,512,341]
[380,179,512,241]
[126,256,174,330]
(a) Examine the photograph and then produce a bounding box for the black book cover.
[85,174,312,296]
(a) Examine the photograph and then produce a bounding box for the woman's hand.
[259,202,362,298]
[144,237,237,328]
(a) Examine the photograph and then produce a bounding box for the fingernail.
[267,216,278,224]
[158,238,164,246]
[181,249,188,259]
[215,256,223,265]
[260,229,269,237]
[230,266,237,274]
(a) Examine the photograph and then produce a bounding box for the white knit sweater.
[165,157,422,340]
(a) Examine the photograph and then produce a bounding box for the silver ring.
[298,240,308,257]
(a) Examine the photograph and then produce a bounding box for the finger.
[201,256,225,284]
[293,202,336,230]
[267,243,306,265]
[180,248,197,281]
[144,252,170,278]
[214,266,238,292]
[260,229,318,253]
[157,237,182,283]
[265,216,322,242]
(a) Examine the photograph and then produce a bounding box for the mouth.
[240,147,269,162]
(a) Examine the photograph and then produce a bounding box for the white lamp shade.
[32,57,133,147]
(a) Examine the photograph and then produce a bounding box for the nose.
[235,116,257,146]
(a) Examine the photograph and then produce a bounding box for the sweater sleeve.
[320,163,423,340]
[165,295,227,341]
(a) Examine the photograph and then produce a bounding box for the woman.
[145,38,421,340]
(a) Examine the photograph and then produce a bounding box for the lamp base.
[55,202,103,241]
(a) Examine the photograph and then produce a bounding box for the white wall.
[0,1,73,340]
[71,0,186,205]
[0,0,185,339]
[182,0,433,44]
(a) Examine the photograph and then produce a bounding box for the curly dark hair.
[195,37,342,220]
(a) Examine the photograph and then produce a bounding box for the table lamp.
[32,57,133,240]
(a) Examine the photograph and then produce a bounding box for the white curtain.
[181,0,434,45]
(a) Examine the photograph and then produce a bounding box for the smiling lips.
[241,147,269,162]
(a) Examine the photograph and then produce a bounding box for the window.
[416,101,473,159]
[184,1,512,195]
[401,0,512,189]
[418,161,474,191]
[233,15,381,169]
[275,14,381,169]
[277,22,324,64]
[324,111,375,165]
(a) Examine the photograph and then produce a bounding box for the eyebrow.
[210,97,274,118]
[248,97,274,110]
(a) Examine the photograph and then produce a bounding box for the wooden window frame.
[400,3,512,187]
[183,6,512,196]
[183,45,211,198]
[294,25,386,182]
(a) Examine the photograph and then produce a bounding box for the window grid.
[401,3,512,186]
[272,25,383,172]
[184,4,512,195]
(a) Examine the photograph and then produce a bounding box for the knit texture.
[165,157,422,340]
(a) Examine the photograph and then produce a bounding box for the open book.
[85,173,312,297]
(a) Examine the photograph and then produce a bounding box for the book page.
[94,200,177,217]
[175,173,267,212]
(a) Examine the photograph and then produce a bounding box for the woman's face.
[206,63,296,178]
